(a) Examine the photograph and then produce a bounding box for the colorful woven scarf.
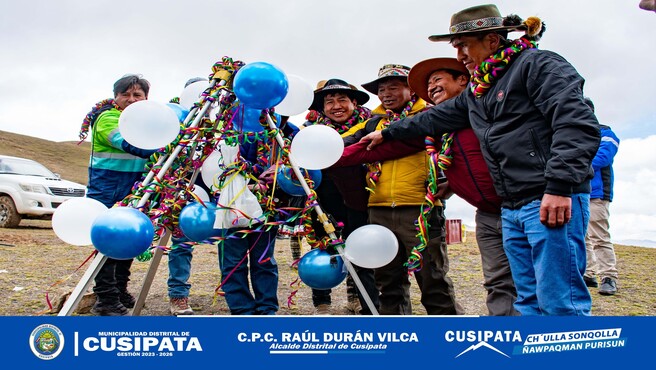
[406,135,442,273]
[304,105,371,134]
[366,97,416,193]
[470,36,537,98]
[437,132,455,170]
[78,98,120,142]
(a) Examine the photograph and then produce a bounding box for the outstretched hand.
[360,130,384,151]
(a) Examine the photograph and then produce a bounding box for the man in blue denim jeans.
[214,116,298,315]
[167,77,210,316]
[168,238,195,315]
[363,4,600,315]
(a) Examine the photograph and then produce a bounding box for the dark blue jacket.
[590,125,619,201]
[384,48,601,209]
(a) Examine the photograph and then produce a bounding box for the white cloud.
[609,136,656,244]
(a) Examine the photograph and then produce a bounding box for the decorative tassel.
[524,16,542,37]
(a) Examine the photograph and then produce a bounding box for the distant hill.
[0,130,90,185]
[616,239,656,248]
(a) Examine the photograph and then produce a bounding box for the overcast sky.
[1,0,654,245]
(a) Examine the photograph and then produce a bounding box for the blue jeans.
[168,237,193,298]
[218,228,279,315]
[501,194,591,316]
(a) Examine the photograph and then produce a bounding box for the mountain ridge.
[0,130,90,185]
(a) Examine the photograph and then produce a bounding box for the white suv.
[0,155,87,228]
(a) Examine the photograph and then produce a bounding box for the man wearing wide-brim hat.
[341,64,462,315]
[362,4,601,316]
[409,58,518,316]
[308,79,370,113]
[301,78,379,316]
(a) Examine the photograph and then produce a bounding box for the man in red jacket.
[336,58,517,315]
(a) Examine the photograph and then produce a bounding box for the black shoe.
[119,291,136,309]
[598,278,617,295]
[584,276,598,288]
[91,301,129,316]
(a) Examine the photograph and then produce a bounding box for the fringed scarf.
[470,36,537,99]
[366,97,416,193]
[78,98,120,142]
[304,105,371,134]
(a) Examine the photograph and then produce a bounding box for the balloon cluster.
[59,56,376,305]
[52,199,155,260]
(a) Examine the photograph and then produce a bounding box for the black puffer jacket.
[384,48,600,209]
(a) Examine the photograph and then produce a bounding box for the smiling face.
[323,92,357,124]
[114,84,147,110]
[451,33,502,73]
[426,70,469,104]
[377,78,413,112]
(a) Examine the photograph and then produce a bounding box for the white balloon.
[192,185,210,202]
[52,198,108,246]
[118,100,180,150]
[290,125,344,170]
[179,80,210,110]
[344,224,399,269]
[274,74,314,117]
[200,150,224,190]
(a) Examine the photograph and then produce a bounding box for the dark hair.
[583,97,595,112]
[439,69,469,80]
[113,74,150,97]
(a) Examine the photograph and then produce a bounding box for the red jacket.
[335,128,501,214]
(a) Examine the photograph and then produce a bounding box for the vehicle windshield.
[0,157,56,177]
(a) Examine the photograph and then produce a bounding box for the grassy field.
[0,220,654,316]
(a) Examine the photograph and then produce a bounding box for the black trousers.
[370,206,461,315]
[93,257,133,303]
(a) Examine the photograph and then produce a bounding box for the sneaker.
[598,277,617,295]
[170,297,194,315]
[584,276,598,288]
[119,291,136,309]
[91,301,129,316]
[314,304,331,315]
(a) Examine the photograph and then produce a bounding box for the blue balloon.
[179,202,217,242]
[233,62,289,109]
[232,106,265,132]
[297,249,347,290]
[166,103,190,122]
[90,207,154,260]
[277,166,322,196]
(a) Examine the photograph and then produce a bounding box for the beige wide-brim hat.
[309,78,370,111]
[361,64,411,95]
[407,58,469,103]
[428,4,526,42]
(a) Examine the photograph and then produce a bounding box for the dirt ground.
[1,220,654,316]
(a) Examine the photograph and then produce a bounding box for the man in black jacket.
[362,4,600,316]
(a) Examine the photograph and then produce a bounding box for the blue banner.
[3,316,651,370]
